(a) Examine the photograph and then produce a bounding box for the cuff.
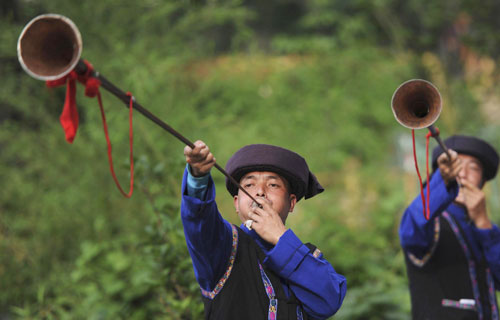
[264,229,310,278]
[181,167,216,219]
[475,224,500,248]
[186,164,210,200]
[187,164,210,187]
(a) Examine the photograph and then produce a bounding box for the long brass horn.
[17,14,262,204]
[391,79,450,158]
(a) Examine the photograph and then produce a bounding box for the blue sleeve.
[399,171,459,259]
[474,225,500,289]
[180,167,233,292]
[263,229,347,319]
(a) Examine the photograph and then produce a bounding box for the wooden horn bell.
[391,79,442,130]
[17,14,82,81]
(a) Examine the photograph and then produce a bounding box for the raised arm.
[399,150,460,259]
[180,141,233,292]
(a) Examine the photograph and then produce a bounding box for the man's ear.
[233,195,239,213]
[289,194,297,213]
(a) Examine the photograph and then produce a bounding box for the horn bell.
[391,79,442,129]
[17,14,82,81]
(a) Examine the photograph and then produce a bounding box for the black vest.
[201,225,312,320]
[405,212,499,320]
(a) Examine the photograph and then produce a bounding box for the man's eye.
[270,183,279,188]
[468,164,481,171]
[244,184,253,188]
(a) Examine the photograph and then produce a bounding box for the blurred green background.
[2,0,500,319]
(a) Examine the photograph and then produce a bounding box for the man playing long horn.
[400,135,500,320]
[181,141,346,319]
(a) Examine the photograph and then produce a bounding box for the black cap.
[225,144,324,201]
[432,135,499,181]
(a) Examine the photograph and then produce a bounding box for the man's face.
[233,171,297,224]
[457,154,484,188]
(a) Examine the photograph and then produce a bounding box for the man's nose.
[458,166,467,179]
[255,184,266,197]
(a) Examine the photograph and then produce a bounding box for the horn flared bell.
[391,79,442,130]
[17,14,82,81]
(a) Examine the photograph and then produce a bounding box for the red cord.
[425,131,432,220]
[412,129,432,220]
[47,61,134,198]
[97,91,134,198]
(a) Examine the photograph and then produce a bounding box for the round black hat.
[225,144,324,201]
[432,135,499,181]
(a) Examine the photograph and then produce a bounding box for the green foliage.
[2,0,500,319]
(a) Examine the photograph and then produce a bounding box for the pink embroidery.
[201,224,238,299]
[259,262,278,319]
[408,216,440,267]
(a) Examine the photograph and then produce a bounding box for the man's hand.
[184,140,216,177]
[438,149,462,186]
[455,179,492,229]
[248,198,287,245]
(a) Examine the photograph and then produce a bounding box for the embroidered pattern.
[296,306,304,320]
[442,299,477,310]
[259,262,278,320]
[486,268,499,320]
[442,212,486,320]
[201,224,238,299]
[408,216,440,267]
[312,248,322,259]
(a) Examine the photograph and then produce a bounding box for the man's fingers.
[252,203,278,219]
[184,144,194,157]
[254,197,272,206]
[192,146,209,159]
[205,153,215,163]
[450,165,462,178]
[190,140,207,156]
[193,140,206,149]
[459,179,479,192]
[455,195,465,205]
[198,162,216,174]
[184,141,207,156]
[248,210,264,223]
[186,142,212,163]
[438,149,458,165]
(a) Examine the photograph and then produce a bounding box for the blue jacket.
[180,167,346,319]
[399,171,500,288]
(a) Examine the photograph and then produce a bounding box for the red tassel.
[45,60,134,198]
[59,76,78,143]
[45,60,97,143]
